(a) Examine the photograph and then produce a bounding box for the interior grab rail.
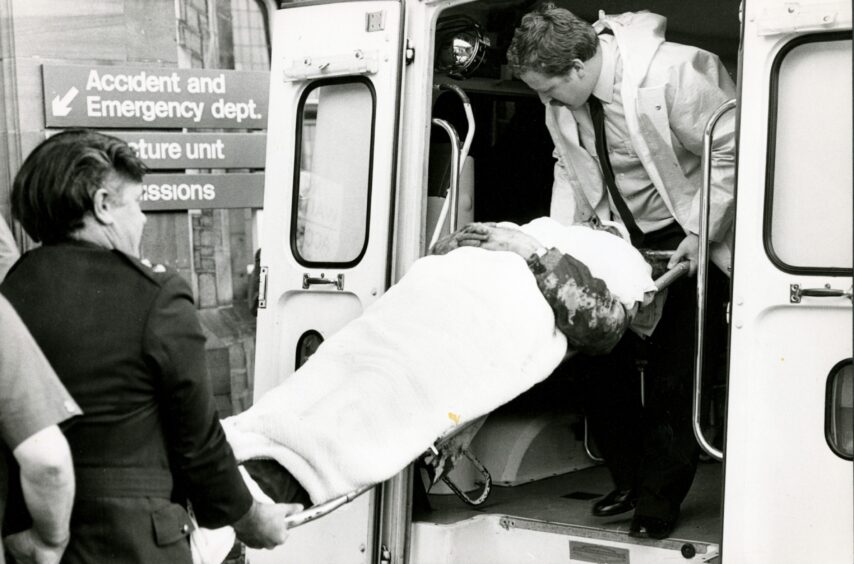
[693,98,736,462]
[428,84,475,251]
[427,118,460,251]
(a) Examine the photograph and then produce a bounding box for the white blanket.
[517,218,656,307]
[223,220,654,504]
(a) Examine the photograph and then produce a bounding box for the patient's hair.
[12,129,147,244]
[506,3,598,76]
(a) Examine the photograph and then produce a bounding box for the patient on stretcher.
[223,217,656,511]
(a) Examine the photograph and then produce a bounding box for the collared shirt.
[572,35,677,234]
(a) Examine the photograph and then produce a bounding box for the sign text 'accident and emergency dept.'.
[43,65,270,129]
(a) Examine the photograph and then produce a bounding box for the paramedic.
[1,129,302,562]
[0,295,79,564]
[506,5,734,538]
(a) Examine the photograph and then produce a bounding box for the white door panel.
[256,1,402,395]
[254,3,403,562]
[725,2,852,561]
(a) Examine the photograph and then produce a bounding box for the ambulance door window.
[766,34,853,273]
[826,360,853,460]
[292,78,376,266]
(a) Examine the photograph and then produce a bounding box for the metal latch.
[404,38,415,65]
[790,283,853,303]
[257,266,268,309]
[303,273,344,291]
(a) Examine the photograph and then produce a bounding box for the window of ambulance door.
[292,78,375,266]
[765,33,853,273]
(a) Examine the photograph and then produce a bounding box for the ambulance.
[249,0,852,561]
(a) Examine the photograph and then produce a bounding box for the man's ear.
[91,188,115,225]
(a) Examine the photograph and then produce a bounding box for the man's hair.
[12,129,147,244]
[506,3,598,76]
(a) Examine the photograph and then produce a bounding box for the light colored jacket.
[546,11,736,273]
[0,215,20,281]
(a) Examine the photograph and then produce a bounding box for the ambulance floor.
[419,460,722,545]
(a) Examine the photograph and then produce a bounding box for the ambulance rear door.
[723,1,852,561]
[251,1,404,562]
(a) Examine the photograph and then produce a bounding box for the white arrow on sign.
[51,87,79,117]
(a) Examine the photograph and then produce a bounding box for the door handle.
[790,284,853,303]
[303,273,344,291]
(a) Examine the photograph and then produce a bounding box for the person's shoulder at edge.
[103,250,191,294]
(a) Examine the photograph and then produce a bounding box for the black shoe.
[629,515,676,540]
[592,489,637,517]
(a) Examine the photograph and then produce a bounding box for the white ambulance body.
[250,0,852,562]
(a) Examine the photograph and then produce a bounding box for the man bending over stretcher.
[233,217,650,511]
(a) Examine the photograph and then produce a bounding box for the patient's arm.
[473,224,630,354]
[434,222,631,354]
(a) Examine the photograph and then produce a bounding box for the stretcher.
[273,250,690,529]
[221,86,691,531]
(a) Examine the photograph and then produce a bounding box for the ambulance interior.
[418,0,739,550]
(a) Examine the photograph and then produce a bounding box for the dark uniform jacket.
[1,240,252,563]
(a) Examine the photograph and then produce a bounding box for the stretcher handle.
[282,483,374,529]
[653,261,690,292]
[642,249,689,291]
[693,99,736,463]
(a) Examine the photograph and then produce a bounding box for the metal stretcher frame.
[279,416,488,528]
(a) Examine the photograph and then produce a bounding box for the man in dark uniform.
[1,130,301,562]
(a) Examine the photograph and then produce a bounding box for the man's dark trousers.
[581,224,728,521]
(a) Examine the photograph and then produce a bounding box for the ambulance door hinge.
[257,266,269,309]
[404,39,415,65]
[755,2,852,35]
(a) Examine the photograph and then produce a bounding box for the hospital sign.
[42,65,269,129]
[141,173,264,211]
[109,132,267,169]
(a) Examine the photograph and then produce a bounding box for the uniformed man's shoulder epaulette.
[117,252,173,285]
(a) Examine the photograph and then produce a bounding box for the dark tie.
[587,95,644,246]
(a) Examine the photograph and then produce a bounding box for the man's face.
[520,67,594,110]
[105,174,146,258]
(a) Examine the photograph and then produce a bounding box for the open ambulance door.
[723,1,852,561]
[251,2,404,562]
